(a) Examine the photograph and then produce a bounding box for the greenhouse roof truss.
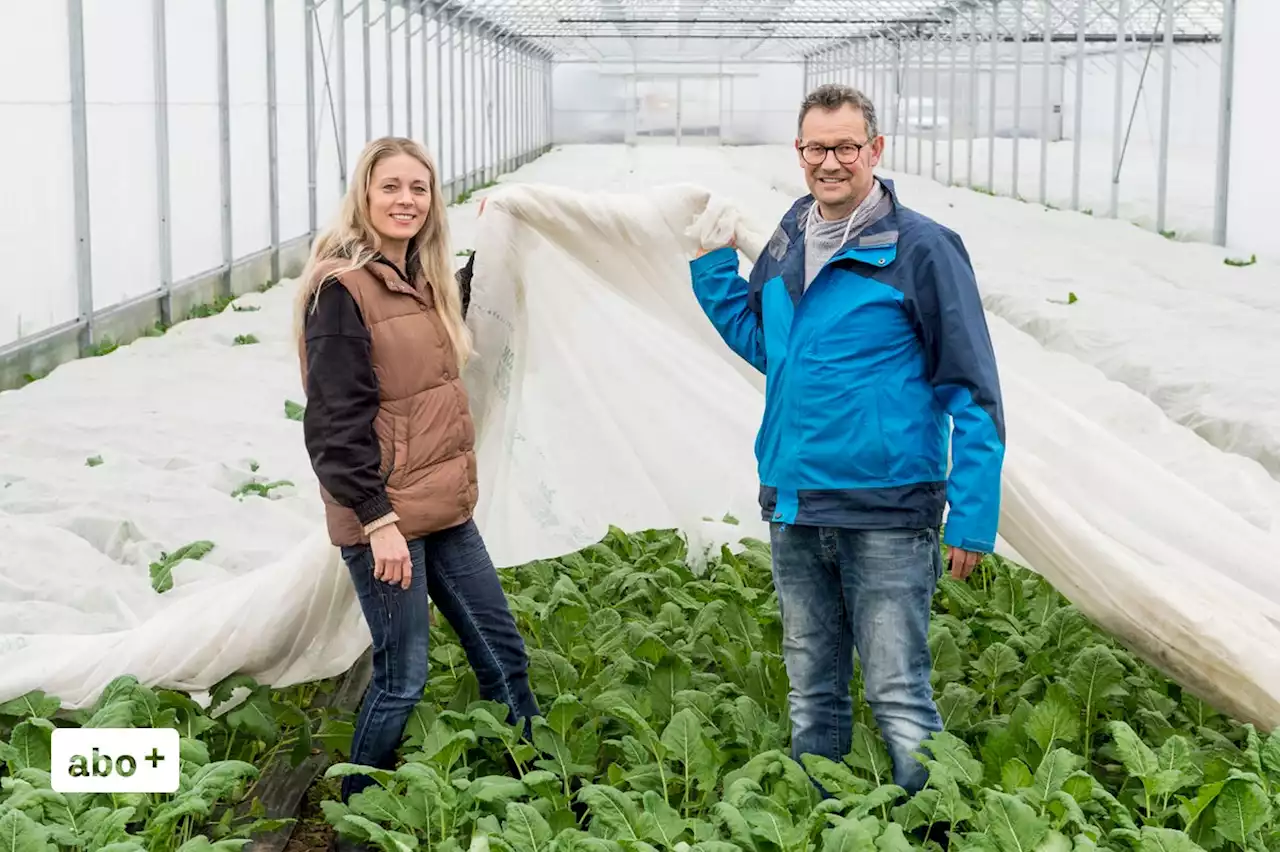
[394,0,1228,59]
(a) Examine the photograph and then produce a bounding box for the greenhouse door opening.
[631,75,722,145]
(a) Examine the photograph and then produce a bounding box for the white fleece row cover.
[2,177,1279,733]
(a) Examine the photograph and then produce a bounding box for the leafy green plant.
[284,400,305,421]
[5,527,1278,852]
[231,479,293,500]
[86,338,119,358]
[0,673,352,852]
[233,335,259,346]
[149,540,216,593]
[187,295,236,320]
[86,455,104,467]
[314,529,1280,851]
[1224,255,1257,268]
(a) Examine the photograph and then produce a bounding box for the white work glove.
[685,194,740,259]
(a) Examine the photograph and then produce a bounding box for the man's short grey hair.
[797,84,880,141]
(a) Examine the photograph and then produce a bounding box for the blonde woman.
[295,137,537,804]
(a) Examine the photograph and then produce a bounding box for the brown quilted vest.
[300,260,478,547]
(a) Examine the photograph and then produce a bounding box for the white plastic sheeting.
[2,147,1279,731]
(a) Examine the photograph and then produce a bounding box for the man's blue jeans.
[769,523,944,795]
[338,519,540,802]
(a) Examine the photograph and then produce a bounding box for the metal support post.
[932,32,941,182]
[266,0,280,284]
[335,0,345,181]
[1213,0,1236,245]
[385,0,393,133]
[152,0,174,324]
[404,0,412,137]
[68,0,94,352]
[1110,0,1128,218]
[363,0,371,142]
[968,6,977,186]
[988,1,999,192]
[427,6,437,148]
[1155,0,1174,233]
[215,0,232,296]
[306,0,317,234]
[1012,0,1023,199]
[1071,0,1085,209]
[949,17,957,185]
[435,8,446,180]
[1039,0,1051,205]
[455,19,465,191]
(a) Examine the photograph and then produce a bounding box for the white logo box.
[50,728,181,793]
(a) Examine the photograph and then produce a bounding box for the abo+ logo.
[52,728,180,793]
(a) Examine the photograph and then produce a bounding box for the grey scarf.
[804,179,886,290]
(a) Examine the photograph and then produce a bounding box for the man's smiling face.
[797,102,884,220]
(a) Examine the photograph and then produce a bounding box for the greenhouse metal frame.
[0,0,1236,392]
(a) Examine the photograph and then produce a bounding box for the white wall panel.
[166,0,223,280]
[0,2,75,344]
[229,0,271,260]
[275,0,310,243]
[84,0,160,309]
[1227,1,1280,258]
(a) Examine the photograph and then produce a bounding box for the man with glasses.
[689,83,1005,797]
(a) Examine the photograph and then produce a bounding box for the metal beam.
[67,0,94,353]
[1213,0,1236,246]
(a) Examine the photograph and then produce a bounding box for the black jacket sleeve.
[457,252,475,319]
[302,279,394,526]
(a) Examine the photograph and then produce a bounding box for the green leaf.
[469,776,529,804]
[921,730,985,788]
[938,683,983,731]
[1137,826,1207,852]
[661,709,715,788]
[1109,721,1160,781]
[973,644,1021,682]
[875,824,914,852]
[149,540,216,594]
[637,791,691,847]
[225,686,279,742]
[847,723,894,785]
[1026,684,1080,754]
[821,817,878,852]
[0,800,55,852]
[501,802,553,852]
[1002,759,1033,794]
[800,755,873,798]
[978,790,1051,852]
[174,838,252,852]
[577,785,643,842]
[6,719,53,774]
[1026,749,1084,808]
[0,691,62,720]
[1066,647,1127,715]
[1211,777,1271,845]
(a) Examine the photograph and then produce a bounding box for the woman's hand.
[370,523,412,589]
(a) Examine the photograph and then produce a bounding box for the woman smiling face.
[367,152,433,250]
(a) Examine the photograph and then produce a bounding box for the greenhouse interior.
[2,0,1279,850]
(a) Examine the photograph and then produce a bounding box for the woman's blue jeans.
[338,518,539,802]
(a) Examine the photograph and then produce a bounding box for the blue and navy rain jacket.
[689,178,1005,553]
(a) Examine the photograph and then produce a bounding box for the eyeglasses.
[799,142,870,166]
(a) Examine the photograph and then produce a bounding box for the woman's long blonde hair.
[294,136,472,368]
